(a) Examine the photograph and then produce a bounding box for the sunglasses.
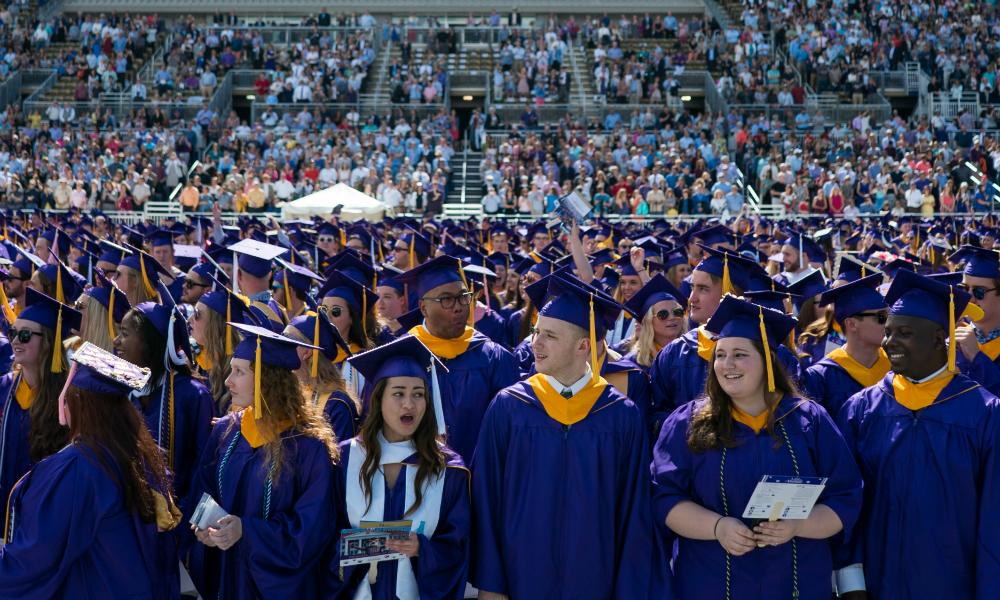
[320,305,343,318]
[654,307,686,320]
[7,326,42,344]
[184,279,210,289]
[318,236,337,243]
[853,311,888,324]
[958,284,999,300]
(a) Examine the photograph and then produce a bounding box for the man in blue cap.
[950,245,1000,396]
[776,231,827,286]
[395,255,518,464]
[229,238,289,331]
[472,273,670,600]
[803,274,890,416]
[836,269,1000,600]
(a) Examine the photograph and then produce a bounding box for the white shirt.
[543,363,593,397]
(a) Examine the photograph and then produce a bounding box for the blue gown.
[322,390,360,444]
[185,412,339,599]
[0,373,32,514]
[0,335,12,375]
[652,396,863,600]
[474,309,509,348]
[504,306,530,351]
[957,338,1000,397]
[0,443,178,599]
[802,354,886,417]
[836,373,1000,599]
[471,380,672,598]
[650,328,802,430]
[132,374,214,501]
[334,442,471,599]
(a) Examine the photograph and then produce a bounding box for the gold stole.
[410,325,475,359]
[731,405,769,434]
[196,352,213,372]
[240,407,293,448]
[827,347,891,388]
[526,373,609,426]
[696,327,716,363]
[14,376,34,410]
[892,371,955,411]
[980,336,1000,361]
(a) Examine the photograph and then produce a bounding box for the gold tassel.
[361,287,367,333]
[409,235,415,267]
[0,284,15,326]
[310,312,321,378]
[254,336,263,418]
[457,260,474,328]
[722,255,733,295]
[589,293,598,383]
[339,227,347,249]
[138,257,157,298]
[51,306,63,373]
[55,264,64,304]
[225,300,233,355]
[758,307,775,392]
[948,286,957,373]
[283,273,292,313]
[107,288,116,341]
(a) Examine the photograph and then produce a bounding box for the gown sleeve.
[414,465,472,600]
[964,352,1000,397]
[488,345,520,395]
[240,439,338,583]
[0,453,102,598]
[976,402,1000,596]
[469,392,512,595]
[323,393,358,444]
[649,343,678,421]
[804,404,863,541]
[650,403,694,525]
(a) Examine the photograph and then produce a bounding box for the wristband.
[713,516,724,540]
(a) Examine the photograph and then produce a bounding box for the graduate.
[374,268,410,344]
[179,261,219,307]
[318,271,379,352]
[0,343,180,599]
[620,273,688,374]
[334,335,471,599]
[114,293,214,501]
[394,256,519,464]
[606,250,651,347]
[228,238,289,332]
[472,273,669,599]
[274,258,322,321]
[0,289,79,513]
[835,269,1000,599]
[652,295,862,600]
[115,248,169,307]
[650,247,802,420]
[284,310,361,444]
[187,323,340,600]
[189,284,256,416]
[66,278,130,354]
[802,274,890,416]
[950,245,1000,396]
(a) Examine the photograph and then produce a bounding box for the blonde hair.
[200,306,233,415]
[284,326,360,413]
[120,266,158,307]
[76,294,117,353]
[628,304,688,367]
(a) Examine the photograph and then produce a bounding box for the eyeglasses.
[958,284,1000,300]
[654,307,686,320]
[852,311,888,324]
[318,236,337,243]
[423,292,474,309]
[184,279,210,289]
[7,326,41,344]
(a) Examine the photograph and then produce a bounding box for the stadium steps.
[448,149,482,205]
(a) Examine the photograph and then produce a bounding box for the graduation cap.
[818,274,887,326]
[318,271,377,331]
[834,253,882,282]
[199,285,255,355]
[324,252,377,288]
[513,254,554,278]
[786,268,828,307]
[145,228,175,249]
[37,260,86,305]
[229,238,288,279]
[287,309,351,377]
[120,248,171,301]
[275,258,322,308]
[624,273,687,320]
[19,288,82,373]
[173,244,202,272]
[692,225,736,248]
[884,269,984,373]
[229,322,321,418]
[397,255,479,299]
[704,294,798,392]
[346,334,448,434]
[781,231,827,264]
[927,272,964,286]
[65,342,152,403]
[600,268,621,295]
[743,290,800,314]
[98,239,131,267]
[40,227,72,256]
[84,278,131,341]
[881,257,917,279]
[948,245,1000,279]
[693,245,757,294]
[396,306,425,332]
[399,227,433,265]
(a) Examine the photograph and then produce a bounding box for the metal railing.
[21,69,59,115]
[0,71,22,111]
[250,101,361,123]
[201,24,379,47]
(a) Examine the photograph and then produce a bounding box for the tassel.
[225,300,233,355]
[758,307,775,392]
[51,306,63,373]
[310,312,321,378]
[589,293,598,383]
[55,263,64,304]
[430,358,445,435]
[254,336,263,418]
[409,235,415,268]
[283,273,292,314]
[339,227,347,249]
[0,283,15,326]
[948,286,957,373]
[168,371,176,470]
[457,260,474,328]
[361,287,367,333]
[107,287,116,341]
[722,255,733,295]
[138,256,157,298]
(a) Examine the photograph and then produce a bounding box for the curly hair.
[687,337,799,453]
[357,378,445,517]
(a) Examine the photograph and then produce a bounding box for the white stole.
[605,313,636,347]
[345,434,446,600]
[342,361,367,401]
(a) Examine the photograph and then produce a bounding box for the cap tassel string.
[310,312,321,379]
[107,287,116,341]
[758,307,775,392]
[51,306,63,373]
[254,336,263,419]
[948,286,957,373]
[589,293,598,384]
[722,255,733,296]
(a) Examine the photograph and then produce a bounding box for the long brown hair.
[687,338,799,452]
[357,378,445,517]
[200,307,232,414]
[65,386,173,523]
[283,326,359,413]
[28,328,70,461]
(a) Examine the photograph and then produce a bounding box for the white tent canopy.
[280,183,387,221]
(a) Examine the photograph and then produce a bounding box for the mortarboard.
[229,238,288,279]
[948,245,1000,280]
[66,341,151,398]
[19,288,82,373]
[624,273,687,319]
[693,245,757,294]
[84,278,131,341]
[818,274,887,325]
[199,285,255,355]
[287,309,351,377]
[704,294,798,391]
[229,322,320,417]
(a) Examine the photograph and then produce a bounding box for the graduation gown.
[503,306,530,351]
[474,309,509,348]
[471,378,671,598]
[0,373,32,515]
[0,335,12,375]
[186,412,339,600]
[334,442,471,599]
[803,348,890,417]
[132,374,214,501]
[652,396,863,600]
[0,443,178,599]
[836,372,1000,600]
[957,335,1000,397]
[322,390,360,444]
[650,328,802,428]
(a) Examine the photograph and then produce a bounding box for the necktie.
[561,388,573,399]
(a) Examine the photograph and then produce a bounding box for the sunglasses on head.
[958,284,999,301]
[852,311,888,324]
[654,307,686,320]
[7,326,41,344]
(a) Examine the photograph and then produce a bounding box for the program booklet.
[339,520,415,566]
[189,493,230,530]
[742,475,827,521]
[550,191,592,230]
